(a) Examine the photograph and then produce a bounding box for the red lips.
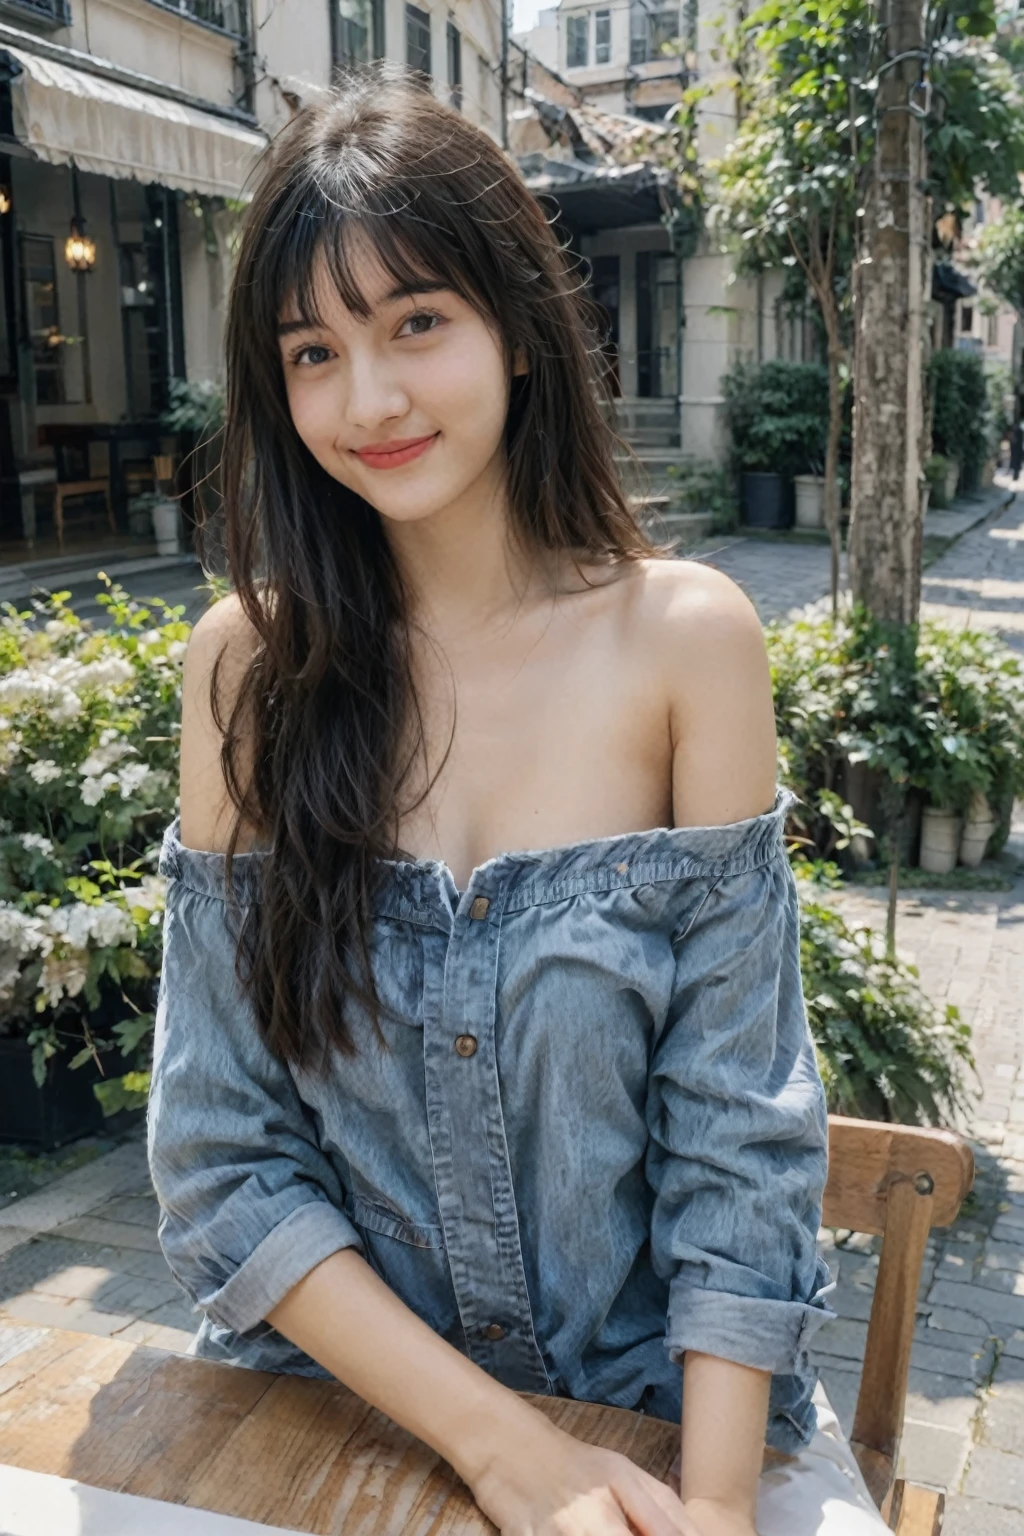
[352,433,439,469]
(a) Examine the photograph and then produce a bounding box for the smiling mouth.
[352,433,439,470]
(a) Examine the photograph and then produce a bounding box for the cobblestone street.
[1,490,1023,1530]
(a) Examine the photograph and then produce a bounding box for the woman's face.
[278,238,521,527]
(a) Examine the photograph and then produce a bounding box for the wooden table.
[0,1323,679,1534]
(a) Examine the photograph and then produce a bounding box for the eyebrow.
[277,280,453,338]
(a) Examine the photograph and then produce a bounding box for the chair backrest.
[823,1116,974,1511]
[87,440,110,479]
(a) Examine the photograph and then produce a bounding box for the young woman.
[148,69,888,1536]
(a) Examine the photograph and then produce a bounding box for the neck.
[383,451,542,637]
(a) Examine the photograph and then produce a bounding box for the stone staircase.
[602,398,715,548]
[615,445,715,551]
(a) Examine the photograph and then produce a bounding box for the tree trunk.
[847,0,931,622]
[824,330,845,616]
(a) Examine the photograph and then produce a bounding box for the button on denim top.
[148,786,836,1454]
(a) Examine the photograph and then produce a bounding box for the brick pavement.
[698,480,1019,636]
[0,495,1023,1529]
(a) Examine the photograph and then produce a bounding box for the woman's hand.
[682,1502,758,1536]
[469,1411,700,1534]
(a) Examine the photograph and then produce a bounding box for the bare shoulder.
[627,558,777,825]
[179,590,265,853]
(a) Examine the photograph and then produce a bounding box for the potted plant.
[723,360,829,531]
[924,454,952,510]
[959,790,997,867]
[768,609,1024,876]
[151,496,183,556]
[928,349,989,501]
[0,580,187,1146]
[127,491,162,541]
[793,474,826,529]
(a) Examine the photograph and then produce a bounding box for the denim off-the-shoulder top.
[147,785,836,1453]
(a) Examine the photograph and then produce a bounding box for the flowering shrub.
[0,577,196,1104]
[769,605,1024,856]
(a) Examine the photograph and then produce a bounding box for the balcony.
[0,0,71,29]
[147,0,246,37]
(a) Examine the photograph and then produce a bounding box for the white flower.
[79,739,135,777]
[120,874,165,912]
[72,657,134,691]
[50,689,83,724]
[27,759,62,785]
[116,761,152,799]
[39,954,89,1008]
[166,640,187,663]
[80,772,118,806]
[19,833,54,858]
[48,900,136,950]
[0,905,49,1003]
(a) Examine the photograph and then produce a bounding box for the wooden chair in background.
[54,439,115,550]
[823,1115,975,1534]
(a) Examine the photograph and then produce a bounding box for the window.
[566,12,588,67]
[630,0,679,61]
[595,8,611,62]
[961,304,974,334]
[333,0,385,67]
[974,199,985,226]
[447,20,463,109]
[649,5,679,52]
[406,3,432,78]
[20,234,63,405]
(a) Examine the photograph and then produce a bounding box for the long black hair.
[207,65,660,1068]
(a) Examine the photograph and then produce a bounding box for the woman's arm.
[653,564,825,1534]
[267,1241,697,1536]
[678,1355,771,1533]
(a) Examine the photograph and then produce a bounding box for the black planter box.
[741,471,795,530]
[0,1036,106,1150]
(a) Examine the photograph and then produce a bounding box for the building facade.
[0,0,505,556]
[512,0,774,470]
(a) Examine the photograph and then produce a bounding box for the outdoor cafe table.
[0,1321,680,1534]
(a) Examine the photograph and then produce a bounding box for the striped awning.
[1,42,266,198]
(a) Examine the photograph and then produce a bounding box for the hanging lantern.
[65,216,96,272]
[0,187,11,216]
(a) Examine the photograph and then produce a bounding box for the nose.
[340,345,410,433]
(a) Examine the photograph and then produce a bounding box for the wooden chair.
[54,439,115,550]
[824,1115,975,1533]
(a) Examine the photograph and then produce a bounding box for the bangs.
[267,167,491,333]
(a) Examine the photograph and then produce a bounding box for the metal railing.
[0,0,71,28]
[148,0,246,37]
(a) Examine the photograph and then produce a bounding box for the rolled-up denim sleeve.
[646,846,835,1376]
[147,849,363,1336]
